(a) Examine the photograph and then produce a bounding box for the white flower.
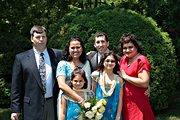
[95,112,103,120]
[85,111,95,119]
[98,106,105,113]
[84,102,91,109]
[79,98,107,120]
[96,100,103,108]
[78,114,84,120]
[92,106,98,113]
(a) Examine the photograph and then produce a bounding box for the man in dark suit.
[87,32,121,71]
[10,25,62,120]
[87,32,116,71]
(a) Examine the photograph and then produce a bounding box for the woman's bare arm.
[121,70,150,88]
[60,96,66,120]
[115,77,123,120]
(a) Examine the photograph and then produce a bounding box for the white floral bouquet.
[78,98,107,120]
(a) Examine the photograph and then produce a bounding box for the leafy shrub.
[0,77,10,107]
[174,37,180,75]
[48,5,178,111]
[0,32,31,107]
[0,32,31,81]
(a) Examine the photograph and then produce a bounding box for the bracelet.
[78,98,84,104]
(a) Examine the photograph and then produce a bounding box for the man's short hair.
[94,32,109,43]
[30,25,46,36]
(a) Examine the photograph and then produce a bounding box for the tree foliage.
[0,0,179,110]
[0,77,10,108]
[48,6,178,111]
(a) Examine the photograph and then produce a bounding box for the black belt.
[45,97,52,101]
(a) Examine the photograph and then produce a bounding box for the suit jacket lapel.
[91,52,98,71]
[47,48,57,87]
[27,49,44,90]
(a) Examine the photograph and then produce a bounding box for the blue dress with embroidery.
[64,96,81,120]
[56,60,92,89]
[56,60,92,120]
[62,90,94,120]
[95,74,122,120]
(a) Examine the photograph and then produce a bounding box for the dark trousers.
[43,97,55,120]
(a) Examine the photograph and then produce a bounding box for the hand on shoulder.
[91,70,99,80]
[116,74,124,87]
[87,51,96,57]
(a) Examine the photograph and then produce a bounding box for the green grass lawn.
[1,87,180,120]
[155,101,180,120]
[155,86,180,120]
[0,108,22,120]
[1,104,180,120]
[0,108,11,120]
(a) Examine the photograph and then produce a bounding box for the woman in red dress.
[119,33,155,120]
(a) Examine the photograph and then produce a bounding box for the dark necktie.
[39,53,46,94]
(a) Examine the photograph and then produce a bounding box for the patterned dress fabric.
[94,73,122,120]
[56,60,92,89]
[62,90,94,120]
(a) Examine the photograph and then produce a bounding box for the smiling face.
[122,42,137,59]
[71,74,85,90]
[103,55,116,70]
[94,36,109,54]
[69,40,83,60]
[31,31,47,51]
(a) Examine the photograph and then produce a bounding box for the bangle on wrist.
[78,98,84,104]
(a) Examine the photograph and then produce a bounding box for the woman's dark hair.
[119,33,142,53]
[69,67,88,89]
[98,51,120,74]
[62,36,87,64]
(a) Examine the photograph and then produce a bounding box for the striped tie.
[39,53,46,94]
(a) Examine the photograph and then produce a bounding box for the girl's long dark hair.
[98,51,120,74]
[69,67,88,89]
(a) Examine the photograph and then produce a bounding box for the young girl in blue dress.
[91,51,123,120]
[60,67,94,120]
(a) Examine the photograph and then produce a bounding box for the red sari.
[119,55,155,120]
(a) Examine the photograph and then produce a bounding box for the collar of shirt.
[33,47,48,57]
[97,49,110,63]
[98,48,110,56]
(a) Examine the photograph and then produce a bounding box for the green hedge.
[0,78,10,107]
[48,5,178,111]
[0,32,31,107]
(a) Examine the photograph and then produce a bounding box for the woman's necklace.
[69,60,82,69]
[73,88,85,98]
[128,53,140,66]
[104,73,113,85]
[99,71,117,97]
